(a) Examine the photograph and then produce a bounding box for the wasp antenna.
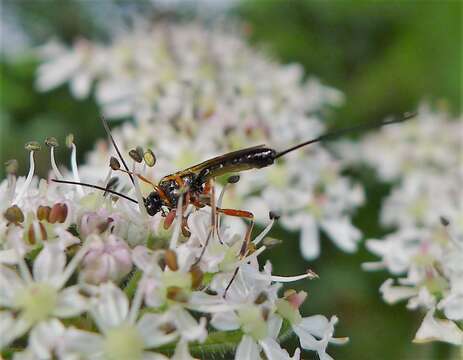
[274,111,417,160]
[52,179,139,204]
[100,116,135,185]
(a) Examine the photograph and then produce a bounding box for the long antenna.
[101,117,135,185]
[52,179,139,204]
[274,112,417,159]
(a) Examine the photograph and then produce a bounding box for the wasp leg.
[193,179,217,265]
[214,208,254,298]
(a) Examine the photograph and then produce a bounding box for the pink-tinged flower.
[81,234,133,284]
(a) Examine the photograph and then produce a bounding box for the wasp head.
[144,191,163,216]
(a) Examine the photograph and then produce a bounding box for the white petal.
[33,244,66,287]
[260,337,297,360]
[62,328,104,356]
[136,313,179,348]
[171,341,195,360]
[91,282,129,332]
[210,311,240,331]
[299,217,320,260]
[414,309,463,345]
[174,307,207,343]
[142,352,170,360]
[235,335,262,360]
[379,279,417,304]
[268,315,283,340]
[36,53,81,92]
[71,70,91,99]
[320,217,361,253]
[28,319,65,358]
[53,286,88,318]
[0,265,25,307]
[0,311,31,348]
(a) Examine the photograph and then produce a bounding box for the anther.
[143,149,156,167]
[129,147,143,163]
[5,159,18,175]
[45,137,59,148]
[190,265,203,289]
[4,205,24,224]
[37,205,52,221]
[25,141,41,152]
[165,249,179,271]
[109,156,121,170]
[440,216,450,227]
[65,134,74,148]
[48,203,68,224]
[269,211,280,220]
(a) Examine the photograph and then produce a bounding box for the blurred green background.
[0,1,461,359]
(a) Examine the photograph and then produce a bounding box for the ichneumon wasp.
[53,112,416,277]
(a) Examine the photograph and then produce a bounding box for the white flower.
[0,243,89,349]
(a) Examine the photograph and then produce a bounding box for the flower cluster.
[0,139,347,359]
[356,106,463,345]
[35,22,364,260]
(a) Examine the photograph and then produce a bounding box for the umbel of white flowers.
[355,107,463,346]
[0,137,347,359]
[35,22,365,261]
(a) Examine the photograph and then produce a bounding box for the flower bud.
[4,205,24,224]
[81,235,132,284]
[48,203,68,223]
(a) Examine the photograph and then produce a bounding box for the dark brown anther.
[166,286,188,303]
[109,157,121,170]
[143,149,156,167]
[269,211,280,220]
[190,265,204,289]
[440,216,450,227]
[4,205,24,224]
[27,224,36,245]
[37,205,52,221]
[27,223,46,245]
[255,292,268,305]
[48,203,68,224]
[129,147,143,163]
[261,307,270,321]
[160,322,176,334]
[106,177,119,190]
[5,159,18,175]
[45,137,59,148]
[227,175,240,184]
[165,249,179,271]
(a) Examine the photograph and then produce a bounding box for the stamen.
[58,238,93,288]
[252,218,275,246]
[131,162,148,216]
[12,241,33,284]
[128,275,146,324]
[169,192,184,250]
[13,144,39,204]
[270,269,318,283]
[45,137,64,179]
[67,135,85,196]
